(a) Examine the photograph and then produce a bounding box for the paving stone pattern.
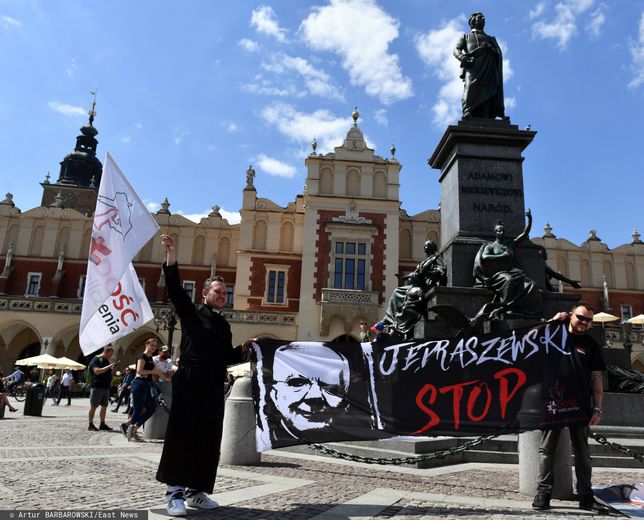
[0,400,641,519]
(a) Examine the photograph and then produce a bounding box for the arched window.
[399,228,412,260]
[320,169,333,195]
[81,228,92,258]
[280,222,294,252]
[218,237,230,266]
[29,226,44,256]
[54,227,70,257]
[253,220,267,250]
[557,256,568,276]
[4,224,19,254]
[625,262,637,290]
[346,169,360,196]
[192,235,205,265]
[580,259,591,287]
[603,260,614,288]
[373,171,386,198]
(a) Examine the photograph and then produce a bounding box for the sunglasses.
[575,314,593,324]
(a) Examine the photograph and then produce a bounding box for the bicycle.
[7,382,29,402]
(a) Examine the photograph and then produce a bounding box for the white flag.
[80,152,159,355]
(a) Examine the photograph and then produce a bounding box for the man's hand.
[589,409,602,426]
[241,338,257,354]
[550,311,569,322]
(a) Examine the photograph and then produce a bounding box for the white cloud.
[178,208,241,224]
[135,122,143,130]
[227,122,239,133]
[1,15,20,29]
[256,153,297,178]
[250,6,287,42]
[505,96,517,109]
[629,13,644,89]
[243,77,301,97]
[374,108,388,126]
[66,58,78,77]
[239,38,259,52]
[585,8,605,38]
[145,200,160,212]
[261,102,350,153]
[416,16,514,127]
[173,128,190,145]
[416,16,467,126]
[262,53,344,100]
[532,0,596,49]
[120,136,131,144]
[47,101,86,118]
[300,0,413,105]
[529,2,546,19]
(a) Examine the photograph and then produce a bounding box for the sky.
[0,0,643,249]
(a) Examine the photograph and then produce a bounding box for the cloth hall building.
[0,110,642,373]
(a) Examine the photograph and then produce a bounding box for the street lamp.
[154,307,178,360]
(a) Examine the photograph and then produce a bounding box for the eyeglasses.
[274,376,345,397]
[575,314,593,324]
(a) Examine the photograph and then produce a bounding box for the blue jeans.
[130,378,157,427]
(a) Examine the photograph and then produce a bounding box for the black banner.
[251,322,592,451]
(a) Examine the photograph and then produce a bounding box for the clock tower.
[40,94,102,215]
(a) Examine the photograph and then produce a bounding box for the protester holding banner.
[155,234,252,517]
[532,303,610,514]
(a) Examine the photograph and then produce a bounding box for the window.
[182,281,196,302]
[621,305,633,322]
[333,241,366,290]
[26,273,42,297]
[268,271,286,303]
[77,275,87,298]
[226,286,234,307]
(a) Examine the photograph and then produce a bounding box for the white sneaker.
[185,491,218,510]
[166,498,187,517]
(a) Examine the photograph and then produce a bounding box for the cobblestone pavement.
[1,399,642,519]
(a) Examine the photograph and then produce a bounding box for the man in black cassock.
[156,234,251,517]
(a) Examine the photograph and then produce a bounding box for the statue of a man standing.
[453,12,505,119]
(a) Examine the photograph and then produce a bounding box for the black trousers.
[537,426,593,498]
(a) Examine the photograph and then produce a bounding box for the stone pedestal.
[519,429,574,499]
[220,377,261,465]
[428,118,545,288]
[143,380,172,441]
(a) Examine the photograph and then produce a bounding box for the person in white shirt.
[45,369,59,405]
[57,369,73,406]
[153,346,175,382]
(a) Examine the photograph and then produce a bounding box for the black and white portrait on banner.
[252,322,594,451]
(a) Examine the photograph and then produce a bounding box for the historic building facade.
[0,109,642,372]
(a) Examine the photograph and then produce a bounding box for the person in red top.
[532,303,610,514]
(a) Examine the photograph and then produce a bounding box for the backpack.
[85,357,98,384]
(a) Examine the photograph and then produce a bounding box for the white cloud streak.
[256,153,297,178]
[585,8,605,37]
[531,0,597,49]
[178,208,241,224]
[629,13,644,89]
[300,0,413,105]
[47,101,86,118]
[251,6,287,42]
[261,102,350,153]
[262,53,344,100]
[416,16,466,127]
[374,108,388,126]
[1,15,20,29]
[239,38,259,52]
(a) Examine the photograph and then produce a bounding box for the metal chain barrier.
[309,432,501,465]
[309,432,644,466]
[590,432,644,463]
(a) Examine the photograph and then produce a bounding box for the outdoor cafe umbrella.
[52,356,86,370]
[627,314,644,325]
[592,312,620,324]
[15,353,59,366]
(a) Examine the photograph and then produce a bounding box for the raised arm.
[514,209,532,245]
[161,234,176,266]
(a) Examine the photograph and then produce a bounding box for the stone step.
[278,434,644,470]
